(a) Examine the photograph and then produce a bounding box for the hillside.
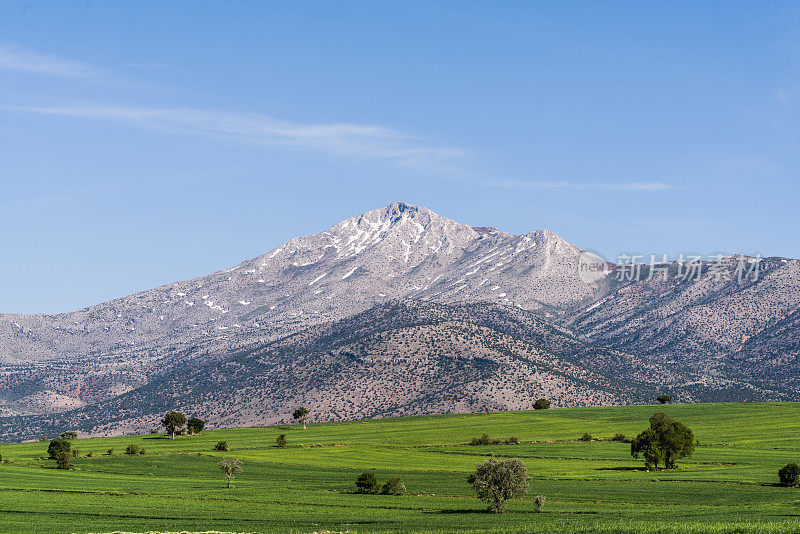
[0,202,799,437]
[0,403,798,533]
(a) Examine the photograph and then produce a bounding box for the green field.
[0,403,799,533]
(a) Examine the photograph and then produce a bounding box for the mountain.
[0,202,798,439]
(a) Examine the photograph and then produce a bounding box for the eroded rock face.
[0,202,798,437]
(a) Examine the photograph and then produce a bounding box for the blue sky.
[2,1,799,314]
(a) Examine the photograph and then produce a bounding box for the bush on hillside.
[579,433,593,442]
[657,395,673,404]
[380,476,406,495]
[533,399,551,410]
[125,444,145,455]
[214,441,229,452]
[779,463,799,487]
[612,434,627,442]
[355,471,380,494]
[275,434,287,448]
[534,495,546,512]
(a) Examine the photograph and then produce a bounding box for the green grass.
[0,403,799,533]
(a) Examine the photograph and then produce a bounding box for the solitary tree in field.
[47,438,71,460]
[631,412,694,469]
[218,458,242,488]
[161,411,187,439]
[779,463,799,487]
[187,417,205,435]
[533,399,550,410]
[467,457,530,513]
[293,407,310,429]
[275,434,287,448]
[657,394,673,404]
[59,431,78,440]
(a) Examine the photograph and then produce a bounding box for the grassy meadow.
[0,403,799,533]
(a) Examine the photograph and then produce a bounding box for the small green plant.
[125,444,145,455]
[580,433,593,442]
[214,441,229,452]
[106,448,114,456]
[380,476,406,495]
[86,451,94,458]
[779,463,799,487]
[275,434,287,448]
[355,471,380,494]
[612,434,627,442]
[534,495,546,512]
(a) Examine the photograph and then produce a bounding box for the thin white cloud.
[0,43,101,78]
[489,179,674,192]
[11,105,466,169]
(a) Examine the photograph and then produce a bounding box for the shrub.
[533,399,551,410]
[47,438,71,459]
[214,441,229,452]
[54,451,73,470]
[534,495,546,512]
[150,429,159,434]
[657,394,673,404]
[106,448,114,456]
[468,457,530,513]
[86,451,94,458]
[506,436,520,445]
[380,476,406,495]
[38,436,48,442]
[59,431,78,440]
[125,444,145,455]
[612,434,627,442]
[275,434,287,448]
[355,471,380,494]
[187,417,205,435]
[779,463,799,487]
[71,448,80,458]
[580,433,593,442]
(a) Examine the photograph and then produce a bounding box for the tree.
[355,471,380,494]
[534,495,546,513]
[467,457,530,513]
[47,438,71,460]
[293,407,310,429]
[657,394,673,404]
[380,476,406,495]
[275,434,287,448]
[214,441,229,452]
[59,431,78,440]
[187,417,205,435]
[161,412,187,439]
[54,451,73,470]
[631,412,695,469]
[779,463,799,487]
[533,399,551,410]
[218,458,242,488]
